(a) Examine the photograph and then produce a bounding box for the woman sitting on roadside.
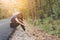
[10,11,25,31]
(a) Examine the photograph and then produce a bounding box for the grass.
[27,18,60,37]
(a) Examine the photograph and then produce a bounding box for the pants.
[10,23,19,28]
[10,23,25,31]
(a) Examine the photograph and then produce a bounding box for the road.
[0,18,14,40]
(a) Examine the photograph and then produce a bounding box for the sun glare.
[0,0,28,13]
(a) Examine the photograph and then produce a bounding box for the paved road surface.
[0,18,14,40]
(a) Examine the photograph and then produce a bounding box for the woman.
[10,12,25,31]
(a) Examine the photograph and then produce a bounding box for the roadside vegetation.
[27,18,60,37]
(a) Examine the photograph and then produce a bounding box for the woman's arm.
[15,18,24,25]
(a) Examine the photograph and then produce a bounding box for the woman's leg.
[10,23,19,29]
[21,25,25,31]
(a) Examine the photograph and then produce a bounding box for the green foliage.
[27,0,60,37]
[28,18,60,37]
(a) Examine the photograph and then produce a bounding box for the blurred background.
[0,0,60,37]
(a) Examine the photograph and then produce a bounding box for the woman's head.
[17,12,23,19]
[13,11,20,16]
